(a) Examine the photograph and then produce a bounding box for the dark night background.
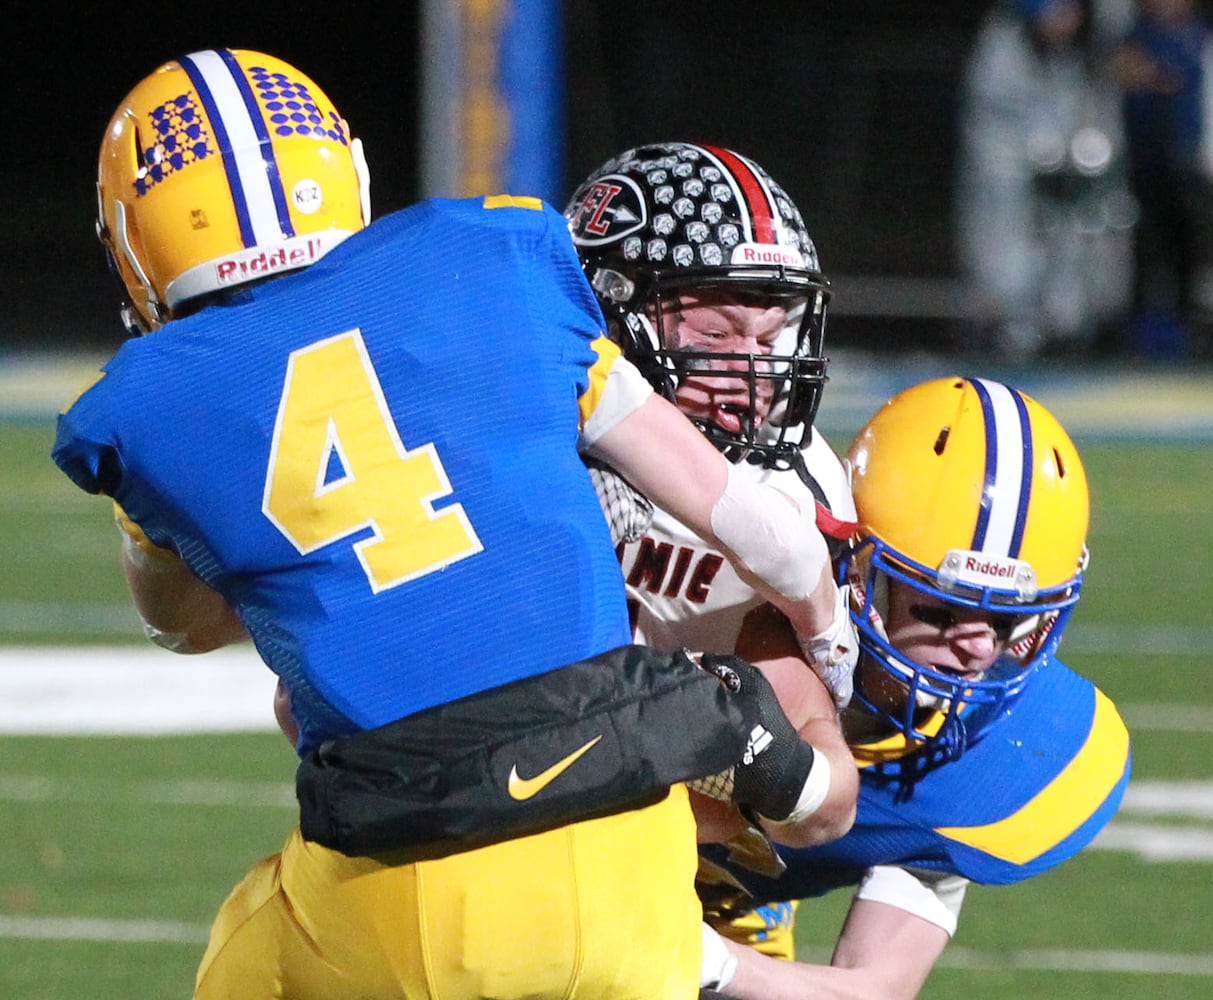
[3,3,995,355]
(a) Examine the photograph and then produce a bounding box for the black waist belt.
[296,645,755,860]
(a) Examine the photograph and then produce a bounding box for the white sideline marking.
[1063,624,1211,658]
[3,647,1212,737]
[0,775,295,808]
[1092,822,1213,862]
[1120,781,1213,819]
[935,947,1213,976]
[1119,703,1213,733]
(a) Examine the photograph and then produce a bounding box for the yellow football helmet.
[97,48,371,333]
[843,376,1089,758]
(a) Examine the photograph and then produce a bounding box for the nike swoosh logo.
[507,735,603,801]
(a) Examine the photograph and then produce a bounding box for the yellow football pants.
[194,785,702,999]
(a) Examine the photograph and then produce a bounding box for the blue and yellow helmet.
[843,376,1089,759]
[97,48,371,333]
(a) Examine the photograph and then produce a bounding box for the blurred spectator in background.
[1114,0,1213,358]
[957,0,1136,359]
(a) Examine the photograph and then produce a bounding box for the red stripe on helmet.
[703,145,776,244]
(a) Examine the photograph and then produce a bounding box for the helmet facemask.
[844,534,1084,760]
[591,264,829,465]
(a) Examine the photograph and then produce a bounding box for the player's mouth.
[709,403,747,434]
[933,663,984,684]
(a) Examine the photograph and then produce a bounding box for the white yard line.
[0,645,278,734]
[0,915,208,945]
[935,947,1213,977]
[3,912,1211,977]
[2,645,1211,737]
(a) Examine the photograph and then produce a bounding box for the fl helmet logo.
[567,175,647,246]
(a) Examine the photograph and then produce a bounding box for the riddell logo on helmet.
[940,548,1039,600]
[964,556,1017,579]
[731,243,804,267]
[215,239,325,284]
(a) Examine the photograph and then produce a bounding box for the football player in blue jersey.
[693,378,1131,999]
[52,50,860,1000]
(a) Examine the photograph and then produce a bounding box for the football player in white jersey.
[565,143,862,852]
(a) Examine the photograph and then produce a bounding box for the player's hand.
[690,651,822,824]
[796,583,858,709]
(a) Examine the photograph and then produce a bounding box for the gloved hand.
[796,583,859,709]
[689,652,825,825]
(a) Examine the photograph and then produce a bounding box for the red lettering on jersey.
[663,547,694,597]
[686,553,724,603]
[628,538,674,593]
[626,537,724,603]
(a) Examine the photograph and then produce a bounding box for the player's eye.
[909,604,957,631]
[990,616,1017,643]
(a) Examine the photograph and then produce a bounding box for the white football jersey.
[619,427,855,653]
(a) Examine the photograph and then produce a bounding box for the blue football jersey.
[54,197,632,754]
[703,661,1130,899]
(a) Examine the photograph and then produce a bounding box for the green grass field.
[1,394,1211,999]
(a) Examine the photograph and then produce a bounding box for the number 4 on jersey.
[263,329,483,592]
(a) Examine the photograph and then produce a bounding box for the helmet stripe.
[700,145,777,244]
[180,50,295,248]
[216,49,294,239]
[970,379,1032,558]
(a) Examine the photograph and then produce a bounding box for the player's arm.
[707,868,961,999]
[587,389,833,628]
[735,603,858,845]
[712,908,947,1000]
[708,904,948,1000]
[583,361,847,664]
[691,601,858,847]
[117,508,247,654]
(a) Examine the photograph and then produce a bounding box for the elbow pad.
[709,462,828,603]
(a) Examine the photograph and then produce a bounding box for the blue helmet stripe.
[1008,386,1033,557]
[971,379,996,549]
[179,53,254,246]
[970,378,1032,558]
